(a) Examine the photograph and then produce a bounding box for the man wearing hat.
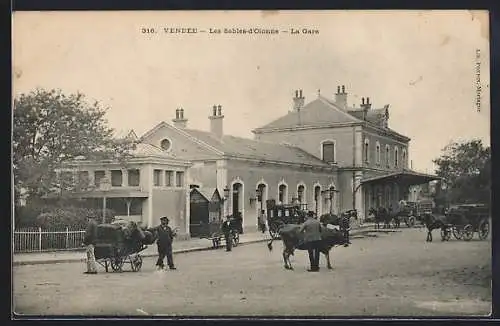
[154,216,177,270]
[83,215,98,274]
[298,211,322,272]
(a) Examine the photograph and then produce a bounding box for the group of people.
[83,209,341,274]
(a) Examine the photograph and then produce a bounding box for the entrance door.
[189,191,209,238]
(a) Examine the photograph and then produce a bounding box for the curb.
[13,238,269,266]
[13,227,375,267]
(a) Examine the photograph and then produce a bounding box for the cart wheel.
[110,258,124,272]
[462,224,474,241]
[406,216,416,228]
[232,231,240,247]
[131,255,143,272]
[478,219,490,240]
[440,228,451,241]
[452,226,463,240]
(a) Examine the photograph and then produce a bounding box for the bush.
[36,207,115,229]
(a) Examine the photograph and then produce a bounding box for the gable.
[254,97,361,131]
[140,122,221,160]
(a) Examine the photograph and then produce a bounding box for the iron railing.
[13,227,86,253]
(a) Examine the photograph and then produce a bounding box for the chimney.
[172,107,188,128]
[292,89,305,111]
[334,84,348,110]
[209,104,224,139]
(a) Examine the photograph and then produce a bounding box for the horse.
[266,224,347,270]
[369,207,392,229]
[319,209,357,246]
[421,213,448,242]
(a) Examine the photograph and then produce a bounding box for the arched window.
[376,141,381,165]
[278,183,288,204]
[394,146,399,168]
[321,140,336,163]
[297,185,305,203]
[160,138,172,151]
[385,145,390,167]
[402,149,407,168]
[364,138,370,163]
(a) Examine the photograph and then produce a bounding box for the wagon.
[93,223,148,272]
[440,203,490,241]
[403,200,433,227]
[266,200,307,239]
[200,218,240,249]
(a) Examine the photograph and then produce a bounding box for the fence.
[13,227,86,253]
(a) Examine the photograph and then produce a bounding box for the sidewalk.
[13,224,376,266]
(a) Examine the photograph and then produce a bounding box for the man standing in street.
[299,211,322,272]
[154,216,177,271]
[83,215,98,274]
[221,216,233,252]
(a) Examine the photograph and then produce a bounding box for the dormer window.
[160,138,172,151]
[321,140,336,163]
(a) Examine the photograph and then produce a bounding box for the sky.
[12,10,490,173]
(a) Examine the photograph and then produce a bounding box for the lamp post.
[223,185,230,219]
[100,176,111,224]
[314,188,320,216]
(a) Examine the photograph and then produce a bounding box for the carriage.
[199,216,240,249]
[440,203,490,241]
[402,200,433,227]
[266,200,307,239]
[93,222,149,272]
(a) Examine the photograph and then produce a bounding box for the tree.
[13,88,136,205]
[432,139,490,205]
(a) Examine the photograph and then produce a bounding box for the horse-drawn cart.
[93,223,149,272]
[441,204,490,241]
[200,218,240,249]
[266,200,307,239]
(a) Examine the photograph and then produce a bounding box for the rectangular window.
[94,170,105,188]
[111,170,123,187]
[322,143,335,163]
[176,171,184,187]
[128,169,140,186]
[165,171,174,186]
[153,169,162,187]
[77,171,89,189]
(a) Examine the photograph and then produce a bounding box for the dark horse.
[267,224,347,270]
[421,213,449,242]
[368,207,392,229]
[319,209,357,246]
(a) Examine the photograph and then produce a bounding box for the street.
[13,228,491,317]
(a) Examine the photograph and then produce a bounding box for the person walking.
[83,215,98,274]
[258,209,267,234]
[153,216,177,271]
[299,211,322,272]
[221,216,233,252]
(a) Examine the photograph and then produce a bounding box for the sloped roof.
[183,128,330,167]
[196,187,220,201]
[114,129,138,140]
[347,108,387,126]
[130,143,174,158]
[253,96,361,131]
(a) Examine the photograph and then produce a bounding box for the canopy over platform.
[361,169,441,187]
